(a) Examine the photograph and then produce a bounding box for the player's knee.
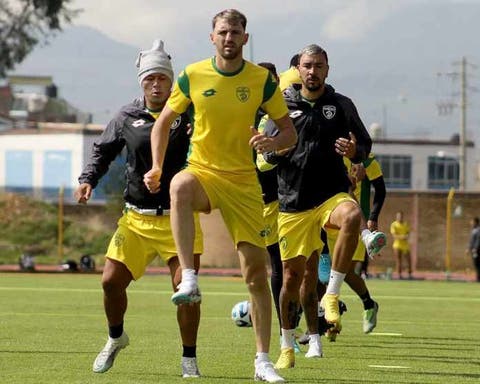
[283,266,303,292]
[342,206,362,233]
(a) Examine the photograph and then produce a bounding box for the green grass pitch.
[1,273,479,383]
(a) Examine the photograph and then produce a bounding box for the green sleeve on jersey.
[262,72,279,104]
[177,70,190,99]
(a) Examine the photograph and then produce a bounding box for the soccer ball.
[231,300,252,327]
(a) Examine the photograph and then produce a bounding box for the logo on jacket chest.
[322,105,336,120]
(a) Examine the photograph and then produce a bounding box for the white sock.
[361,229,371,245]
[280,328,296,349]
[181,268,197,286]
[255,352,269,365]
[326,270,346,295]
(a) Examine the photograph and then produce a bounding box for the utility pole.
[437,56,477,191]
[459,57,467,191]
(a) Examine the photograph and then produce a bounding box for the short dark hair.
[298,44,328,64]
[473,217,479,225]
[257,62,278,79]
[212,9,247,30]
[289,54,300,67]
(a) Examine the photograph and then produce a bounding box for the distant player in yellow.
[279,54,301,91]
[390,210,412,279]
[144,9,297,383]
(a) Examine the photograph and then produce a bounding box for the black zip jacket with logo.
[78,97,190,210]
[263,84,372,213]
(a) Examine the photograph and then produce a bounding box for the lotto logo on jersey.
[236,86,250,102]
[132,119,146,127]
[322,105,336,119]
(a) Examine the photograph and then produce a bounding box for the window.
[428,156,459,189]
[5,150,33,194]
[43,150,72,199]
[376,155,411,189]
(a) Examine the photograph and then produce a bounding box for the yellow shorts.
[263,200,279,247]
[183,166,266,248]
[278,193,355,261]
[106,209,203,280]
[393,240,410,253]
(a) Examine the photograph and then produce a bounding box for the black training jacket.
[264,84,372,212]
[78,97,190,210]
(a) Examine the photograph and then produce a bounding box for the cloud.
[321,0,409,41]
[72,0,463,48]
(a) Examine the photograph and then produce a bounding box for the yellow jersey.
[167,57,288,176]
[279,66,301,91]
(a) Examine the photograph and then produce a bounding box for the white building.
[372,137,478,191]
[0,123,107,202]
[0,124,478,203]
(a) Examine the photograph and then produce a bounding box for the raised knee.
[342,206,362,232]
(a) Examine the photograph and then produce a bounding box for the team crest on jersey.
[322,105,336,119]
[236,86,250,102]
[132,119,146,127]
[170,116,181,130]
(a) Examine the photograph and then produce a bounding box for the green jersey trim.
[211,56,245,77]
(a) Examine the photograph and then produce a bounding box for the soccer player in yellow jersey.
[390,210,412,279]
[144,9,297,383]
[279,54,301,91]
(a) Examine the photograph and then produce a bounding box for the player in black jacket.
[262,44,372,369]
[75,40,203,378]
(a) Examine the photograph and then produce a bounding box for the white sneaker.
[305,338,323,358]
[254,361,285,382]
[171,281,202,305]
[92,332,129,373]
[363,301,379,334]
[182,356,201,378]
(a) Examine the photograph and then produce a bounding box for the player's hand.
[335,131,356,158]
[352,162,366,182]
[249,126,276,153]
[74,183,92,204]
[144,168,162,193]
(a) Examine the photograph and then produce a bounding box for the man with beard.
[144,9,297,383]
[262,44,372,369]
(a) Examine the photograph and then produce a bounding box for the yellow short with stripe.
[324,228,366,262]
[263,200,279,247]
[393,240,410,253]
[183,165,266,248]
[278,193,355,261]
[106,209,203,280]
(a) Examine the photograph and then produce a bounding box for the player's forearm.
[271,114,297,151]
[150,115,173,170]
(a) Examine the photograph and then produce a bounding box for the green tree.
[0,0,80,77]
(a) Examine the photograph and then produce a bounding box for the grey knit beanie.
[136,39,174,84]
